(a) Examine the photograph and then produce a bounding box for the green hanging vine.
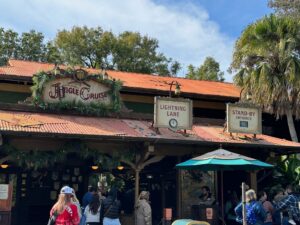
[78,143,135,169]
[1,143,135,171]
[31,67,122,116]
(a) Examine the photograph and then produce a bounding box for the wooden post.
[176,157,182,218]
[250,172,257,192]
[162,178,166,217]
[135,169,140,206]
[242,182,247,225]
[134,169,140,225]
[123,150,164,225]
[221,171,224,222]
[215,171,218,205]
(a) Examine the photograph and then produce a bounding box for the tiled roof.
[0,110,299,148]
[0,59,240,99]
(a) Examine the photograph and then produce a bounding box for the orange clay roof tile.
[0,59,240,99]
[0,110,299,148]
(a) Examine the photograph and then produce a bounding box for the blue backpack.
[246,202,257,225]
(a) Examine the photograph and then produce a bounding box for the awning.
[0,110,299,153]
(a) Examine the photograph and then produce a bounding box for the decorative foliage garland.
[31,67,123,116]
[2,144,69,170]
[1,143,135,170]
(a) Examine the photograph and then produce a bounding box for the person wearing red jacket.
[50,186,80,225]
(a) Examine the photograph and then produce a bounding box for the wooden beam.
[137,150,150,168]
[141,155,164,169]
[121,93,226,110]
[193,100,225,110]
[250,172,257,192]
[0,83,31,93]
[121,94,153,104]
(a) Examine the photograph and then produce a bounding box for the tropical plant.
[270,155,300,187]
[230,15,300,142]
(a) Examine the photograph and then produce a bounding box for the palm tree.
[230,15,300,142]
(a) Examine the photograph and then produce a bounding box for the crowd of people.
[48,182,299,225]
[48,186,152,225]
[224,184,300,225]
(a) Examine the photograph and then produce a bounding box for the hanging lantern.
[91,165,99,170]
[117,165,124,170]
[0,164,9,169]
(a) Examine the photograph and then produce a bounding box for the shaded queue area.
[0,133,182,225]
[1,109,300,225]
[1,135,300,225]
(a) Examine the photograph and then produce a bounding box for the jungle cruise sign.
[32,68,122,115]
[43,78,111,105]
[226,103,262,134]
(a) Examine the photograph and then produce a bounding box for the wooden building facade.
[0,59,299,225]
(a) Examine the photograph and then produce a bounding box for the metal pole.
[242,182,247,225]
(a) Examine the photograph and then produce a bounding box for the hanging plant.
[1,141,137,171]
[2,144,71,170]
[78,144,135,170]
[31,67,122,116]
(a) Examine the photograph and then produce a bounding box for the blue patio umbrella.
[176,148,274,224]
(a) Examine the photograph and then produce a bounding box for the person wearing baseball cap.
[49,186,80,225]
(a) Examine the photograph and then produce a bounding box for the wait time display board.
[226,103,262,134]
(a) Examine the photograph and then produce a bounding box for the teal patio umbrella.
[176,148,274,224]
[176,148,273,171]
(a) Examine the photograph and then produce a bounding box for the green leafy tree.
[0,26,180,76]
[112,31,180,76]
[19,30,47,61]
[0,28,19,65]
[55,26,115,68]
[44,41,63,64]
[268,0,300,18]
[0,28,61,65]
[55,27,180,76]
[186,57,225,81]
[230,15,300,142]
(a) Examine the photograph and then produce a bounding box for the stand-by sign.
[154,97,193,130]
[226,103,262,134]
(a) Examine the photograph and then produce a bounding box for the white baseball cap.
[60,186,73,194]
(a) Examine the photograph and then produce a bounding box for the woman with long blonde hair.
[50,186,80,225]
[235,189,266,225]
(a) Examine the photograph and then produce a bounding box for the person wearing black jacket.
[102,187,121,225]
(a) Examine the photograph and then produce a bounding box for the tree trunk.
[286,109,298,142]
